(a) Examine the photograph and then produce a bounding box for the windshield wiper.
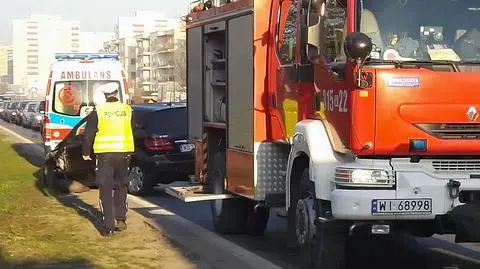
[366,59,459,70]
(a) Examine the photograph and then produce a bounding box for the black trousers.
[95,152,130,231]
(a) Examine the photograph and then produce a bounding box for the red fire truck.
[167,0,480,268]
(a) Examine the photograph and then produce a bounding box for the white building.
[12,14,80,90]
[80,32,115,52]
[104,11,179,101]
[0,45,10,82]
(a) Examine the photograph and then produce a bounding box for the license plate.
[180,143,194,152]
[371,199,432,215]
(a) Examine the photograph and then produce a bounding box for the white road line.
[0,123,284,269]
[128,195,283,269]
[0,125,36,144]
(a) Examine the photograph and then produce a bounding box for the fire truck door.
[272,0,302,142]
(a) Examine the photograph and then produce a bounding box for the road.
[1,120,480,269]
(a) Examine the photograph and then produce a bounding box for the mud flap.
[451,203,480,243]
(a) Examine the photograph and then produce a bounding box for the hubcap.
[128,166,144,192]
[295,197,316,245]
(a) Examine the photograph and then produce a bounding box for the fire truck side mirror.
[344,32,373,63]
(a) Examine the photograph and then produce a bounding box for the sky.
[0,0,192,44]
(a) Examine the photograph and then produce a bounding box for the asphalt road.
[1,120,480,269]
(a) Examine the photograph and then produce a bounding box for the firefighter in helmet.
[82,82,135,236]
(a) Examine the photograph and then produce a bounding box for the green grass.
[0,136,195,269]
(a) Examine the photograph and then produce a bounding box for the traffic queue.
[0,99,45,132]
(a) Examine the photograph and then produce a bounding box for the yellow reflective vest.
[93,102,134,153]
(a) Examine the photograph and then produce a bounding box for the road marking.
[128,195,284,269]
[0,123,284,269]
[430,248,480,264]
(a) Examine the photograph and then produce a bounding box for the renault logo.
[467,106,478,122]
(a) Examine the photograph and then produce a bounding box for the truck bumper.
[331,158,480,221]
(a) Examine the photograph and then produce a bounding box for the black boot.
[100,226,114,237]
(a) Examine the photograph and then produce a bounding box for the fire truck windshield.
[358,0,480,62]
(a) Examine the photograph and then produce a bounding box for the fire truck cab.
[167,0,480,267]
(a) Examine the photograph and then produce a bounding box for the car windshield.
[10,102,18,109]
[145,107,187,138]
[358,0,480,62]
[52,80,123,116]
[19,102,28,109]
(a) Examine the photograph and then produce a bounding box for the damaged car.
[43,103,195,196]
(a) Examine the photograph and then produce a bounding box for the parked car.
[128,103,194,195]
[0,101,7,120]
[6,101,19,123]
[22,101,44,130]
[35,101,45,131]
[43,103,195,196]
[14,100,31,125]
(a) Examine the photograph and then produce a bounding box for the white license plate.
[180,143,194,152]
[371,199,432,215]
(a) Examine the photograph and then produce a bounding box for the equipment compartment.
[203,28,226,123]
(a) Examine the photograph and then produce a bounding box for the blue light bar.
[55,53,119,61]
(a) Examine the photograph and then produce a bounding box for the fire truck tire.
[210,151,248,234]
[289,165,349,269]
[245,202,269,236]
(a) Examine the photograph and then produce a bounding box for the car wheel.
[127,164,154,196]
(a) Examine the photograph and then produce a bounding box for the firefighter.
[81,83,135,236]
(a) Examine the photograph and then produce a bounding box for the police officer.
[82,83,134,236]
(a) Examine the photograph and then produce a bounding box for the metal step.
[164,182,235,202]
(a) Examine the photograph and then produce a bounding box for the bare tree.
[173,39,186,91]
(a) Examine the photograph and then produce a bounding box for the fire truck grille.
[415,123,480,139]
[432,160,480,171]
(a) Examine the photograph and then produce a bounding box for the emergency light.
[55,53,119,61]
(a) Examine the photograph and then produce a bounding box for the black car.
[43,103,195,196]
[128,103,194,195]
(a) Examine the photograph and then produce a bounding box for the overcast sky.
[0,0,191,45]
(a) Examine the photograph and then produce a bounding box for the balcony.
[138,46,151,56]
[155,64,174,69]
[139,77,152,85]
[155,48,174,54]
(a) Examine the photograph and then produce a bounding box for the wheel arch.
[286,119,355,209]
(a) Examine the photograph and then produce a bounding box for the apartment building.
[13,14,80,89]
[118,37,138,98]
[0,46,10,83]
[7,47,13,84]
[136,34,153,100]
[103,11,179,100]
[150,25,186,102]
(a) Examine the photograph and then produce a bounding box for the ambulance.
[43,53,129,154]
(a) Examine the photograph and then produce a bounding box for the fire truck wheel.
[289,166,349,269]
[210,152,248,234]
[245,202,269,236]
[287,164,315,248]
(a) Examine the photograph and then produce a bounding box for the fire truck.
[166,0,480,267]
